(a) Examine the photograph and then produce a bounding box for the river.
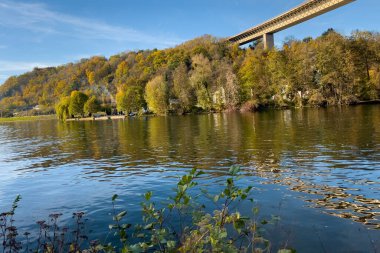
[0,105,379,252]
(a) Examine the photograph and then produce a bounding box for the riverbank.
[0,115,56,123]
[2,101,380,123]
[66,115,128,121]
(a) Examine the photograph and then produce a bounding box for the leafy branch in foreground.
[1,167,294,253]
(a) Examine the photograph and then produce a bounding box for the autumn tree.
[239,48,272,105]
[145,75,169,115]
[69,91,88,117]
[214,62,240,111]
[314,31,355,105]
[84,96,101,116]
[115,61,129,86]
[190,54,213,111]
[116,86,144,114]
[172,63,195,112]
[55,96,71,121]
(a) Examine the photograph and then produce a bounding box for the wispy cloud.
[0,0,182,47]
[0,60,58,72]
[0,60,60,84]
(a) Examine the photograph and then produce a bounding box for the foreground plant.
[1,167,293,253]
[107,166,278,252]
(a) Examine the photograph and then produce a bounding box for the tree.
[55,96,71,121]
[145,76,168,115]
[69,91,88,117]
[116,86,144,114]
[84,96,101,116]
[314,32,355,105]
[239,48,272,104]
[190,54,213,110]
[214,62,240,110]
[172,63,195,112]
[115,61,129,85]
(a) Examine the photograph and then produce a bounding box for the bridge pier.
[263,33,274,50]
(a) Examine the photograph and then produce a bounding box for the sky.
[0,0,379,84]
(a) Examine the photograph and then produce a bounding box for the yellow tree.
[145,76,168,115]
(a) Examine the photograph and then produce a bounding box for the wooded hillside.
[1,30,379,116]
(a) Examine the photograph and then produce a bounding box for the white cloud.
[0,0,182,47]
[0,60,61,84]
[0,60,58,72]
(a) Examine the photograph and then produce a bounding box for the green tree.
[55,96,71,121]
[116,86,144,114]
[145,75,168,115]
[84,96,101,116]
[69,91,88,117]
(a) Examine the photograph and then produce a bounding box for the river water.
[0,105,379,252]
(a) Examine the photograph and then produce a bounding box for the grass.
[0,115,56,123]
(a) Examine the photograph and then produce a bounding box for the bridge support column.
[263,33,274,50]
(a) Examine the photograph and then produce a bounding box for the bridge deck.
[228,0,355,46]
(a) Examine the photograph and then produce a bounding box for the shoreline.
[0,115,56,123]
[1,101,379,123]
[66,115,127,122]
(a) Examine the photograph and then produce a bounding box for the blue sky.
[0,0,379,84]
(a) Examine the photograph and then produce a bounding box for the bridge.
[228,0,356,49]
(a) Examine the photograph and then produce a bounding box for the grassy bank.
[0,115,56,123]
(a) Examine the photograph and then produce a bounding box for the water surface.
[0,105,379,252]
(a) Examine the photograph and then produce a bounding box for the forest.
[0,29,379,118]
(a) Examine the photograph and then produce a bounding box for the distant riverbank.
[0,115,55,123]
[66,115,127,122]
[2,100,380,123]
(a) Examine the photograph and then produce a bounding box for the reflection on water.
[0,105,379,252]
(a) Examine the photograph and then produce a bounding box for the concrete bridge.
[228,0,356,49]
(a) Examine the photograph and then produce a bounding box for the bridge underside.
[228,0,355,49]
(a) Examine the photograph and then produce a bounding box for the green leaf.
[167,240,176,249]
[109,224,118,230]
[196,170,205,177]
[117,211,127,218]
[220,231,227,238]
[144,223,153,230]
[229,165,240,175]
[122,223,131,229]
[144,191,152,201]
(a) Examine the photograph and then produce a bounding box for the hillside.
[0,30,379,117]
